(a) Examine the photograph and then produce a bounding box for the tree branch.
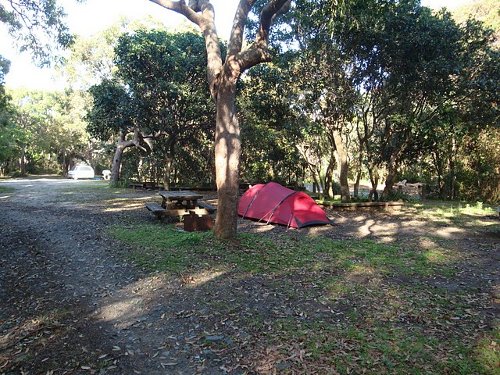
[235,0,291,72]
[236,41,273,71]
[147,0,201,24]
[227,0,258,57]
[197,2,223,98]
[256,0,291,44]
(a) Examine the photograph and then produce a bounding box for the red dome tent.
[238,182,331,228]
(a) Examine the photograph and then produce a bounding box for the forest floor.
[0,178,498,375]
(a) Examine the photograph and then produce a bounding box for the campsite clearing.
[0,179,498,374]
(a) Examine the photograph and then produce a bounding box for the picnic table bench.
[130,181,161,190]
[145,202,166,219]
[197,200,217,214]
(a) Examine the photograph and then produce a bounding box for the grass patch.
[0,185,15,193]
[271,318,494,374]
[405,201,500,236]
[410,201,497,222]
[106,218,495,374]
[108,224,457,279]
[57,181,124,192]
[108,224,216,273]
[474,328,500,374]
[254,281,496,374]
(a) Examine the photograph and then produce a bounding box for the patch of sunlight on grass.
[347,264,377,278]
[434,226,466,238]
[474,328,500,374]
[324,265,381,300]
[104,204,144,212]
[424,248,450,264]
[412,201,496,221]
[324,276,355,299]
[101,197,158,212]
[412,236,459,271]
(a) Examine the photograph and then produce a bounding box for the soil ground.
[0,178,498,374]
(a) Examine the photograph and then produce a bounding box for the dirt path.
[0,178,498,374]
[0,179,176,373]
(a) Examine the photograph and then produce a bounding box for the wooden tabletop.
[158,190,203,200]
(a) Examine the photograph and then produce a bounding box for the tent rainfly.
[238,182,332,228]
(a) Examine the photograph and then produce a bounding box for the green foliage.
[2,1,497,204]
[86,29,214,185]
[380,189,418,203]
[86,80,132,141]
[238,62,304,184]
[2,88,89,175]
[453,0,499,48]
[0,0,78,66]
[115,29,213,135]
[275,0,499,202]
[0,56,14,169]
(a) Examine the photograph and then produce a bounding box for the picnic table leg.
[185,199,197,209]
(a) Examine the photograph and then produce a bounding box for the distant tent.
[238,182,331,228]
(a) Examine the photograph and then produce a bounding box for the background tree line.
[0,0,498,205]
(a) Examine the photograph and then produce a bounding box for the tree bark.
[110,131,134,185]
[448,134,457,200]
[382,154,398,198]
[323,149,336,199]
[383,168,396,198]
[213,72,240,238]
[61,153,69,176]
[163,156,173,191]
[110,143,126,184]
[368,167,379,201]
[332,130,350,202]
[353,169,361,198]
[19,146,26,176]
[109,128,155,185]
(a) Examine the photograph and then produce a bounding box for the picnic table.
[145,190,217,221]
[159,190,203,210]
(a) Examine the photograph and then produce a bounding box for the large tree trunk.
[448,134,457,200]
[110,143,126,185]
[61,153,70,176]
[382,155,398,198]
[311,171,321,194]
[332,131,350,202]
[110,129,153,185]
[383,169,396,198]
[213,74,240,239]
[110,132,134,185]
[368,166,379,201]
[353,168,361,198]
[19,146,26,176]
[323,153,336,199]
